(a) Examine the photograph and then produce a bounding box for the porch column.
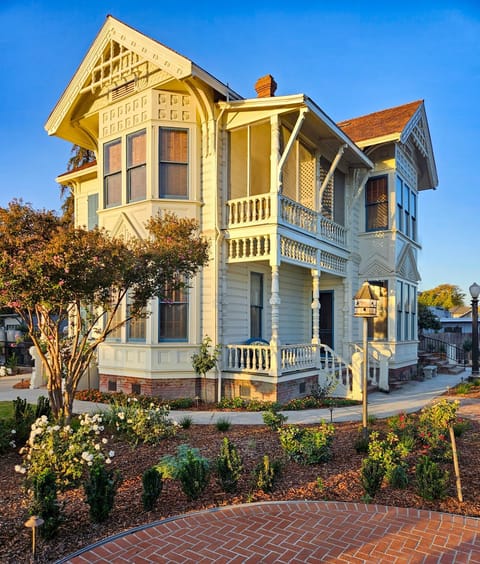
[311,270,321,345]
[269,263,281,376]
[270,114,281,219]
[311,269,321,370]
[270,264,281,346]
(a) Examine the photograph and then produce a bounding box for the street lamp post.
[353,281,378,441]
[469,282,480,379]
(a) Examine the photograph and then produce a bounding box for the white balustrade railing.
[280,344,317,371]
[224,342,357,397]
[225,344,271,372]
[319,216,347,247]
[227,194,347,249]
[280,197,317,234]
[227,195,272,226]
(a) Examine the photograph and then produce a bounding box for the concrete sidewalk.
[0,369,470,424]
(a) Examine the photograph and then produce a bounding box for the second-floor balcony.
[226,194,347,249]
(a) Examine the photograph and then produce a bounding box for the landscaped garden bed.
[1,394,480,563]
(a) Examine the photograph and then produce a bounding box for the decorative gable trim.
[399,103,438,189]
[360,254,393,278]
[46,16,239,140]
[396,244,421,282]
[110,211,144,240]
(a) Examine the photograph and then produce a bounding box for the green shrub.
[216,437,243,493]
[279,422,335,465]
[388,464,409,489]
[158,445,210,500]
[262,408,287,431]
[254,455,281,493]
[169,398,194,409]
[103,401,177,445]
[176,448,210,500]
[17,412,114,491]
[453,418,471,437]
[30,468,61,539]
[142,466,163,511]
[415,456,449,501]
[0,418,17,454]
[354,432,370,454]
[387,411,417,442]
[178,415,193,429]
[215,417,232,432]
[217,397,247,409]
[34,396,51,420]
[361,458,385,498]
[84,461,121,523]
[367,431,409,482]
[418,399,459,461]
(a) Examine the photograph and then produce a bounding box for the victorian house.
[47,16,438,403]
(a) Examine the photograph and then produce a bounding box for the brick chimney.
[254,74,277,98]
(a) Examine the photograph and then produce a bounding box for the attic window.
[111,80,135,102]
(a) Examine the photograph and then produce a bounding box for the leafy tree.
[0,200,209,421]
[418,284,465,309]
[418,303,441,334]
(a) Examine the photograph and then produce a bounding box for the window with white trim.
[104,139,122,207]
[127,130,146,202]
[159,285,188,341]
[159,128,188,199]
[365,176,388,231]
[396,175,417,241]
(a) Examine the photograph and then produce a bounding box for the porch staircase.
[418,335,467,377]
[418,352,465,376]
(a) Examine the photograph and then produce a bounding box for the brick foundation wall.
[99,374,217,401]
[388,363,419,383]
[221,375,319,404]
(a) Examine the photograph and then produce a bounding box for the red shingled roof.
[337,100,423,144]
[57,160,97,178]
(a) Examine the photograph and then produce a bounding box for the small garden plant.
[157,445,210,500]
[279,422,335,465]
[142,466,164,511]
[216,437,243,493]
[253,455,281,493]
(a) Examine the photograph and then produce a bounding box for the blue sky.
[0,1,479,300]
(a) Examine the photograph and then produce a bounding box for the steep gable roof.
[337,100,423,145]
[338,100,438,191]
[45,15,241,147]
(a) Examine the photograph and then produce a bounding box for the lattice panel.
[320,251,347,275]
[280,237,317,265]
[396,146,417,188]
[299,145,315,209]
[320,161,334,220]
[100,92,150,137]
[154,91,193,123]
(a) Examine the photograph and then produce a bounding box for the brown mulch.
[12,379,30,390]
[2,418,480,564]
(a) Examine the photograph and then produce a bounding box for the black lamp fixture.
[469,282,480,379]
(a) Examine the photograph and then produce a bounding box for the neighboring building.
[46,16,438,402]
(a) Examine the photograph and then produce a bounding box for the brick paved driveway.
[61,501,480,563]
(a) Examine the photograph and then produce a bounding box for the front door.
[319,291,334,349]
